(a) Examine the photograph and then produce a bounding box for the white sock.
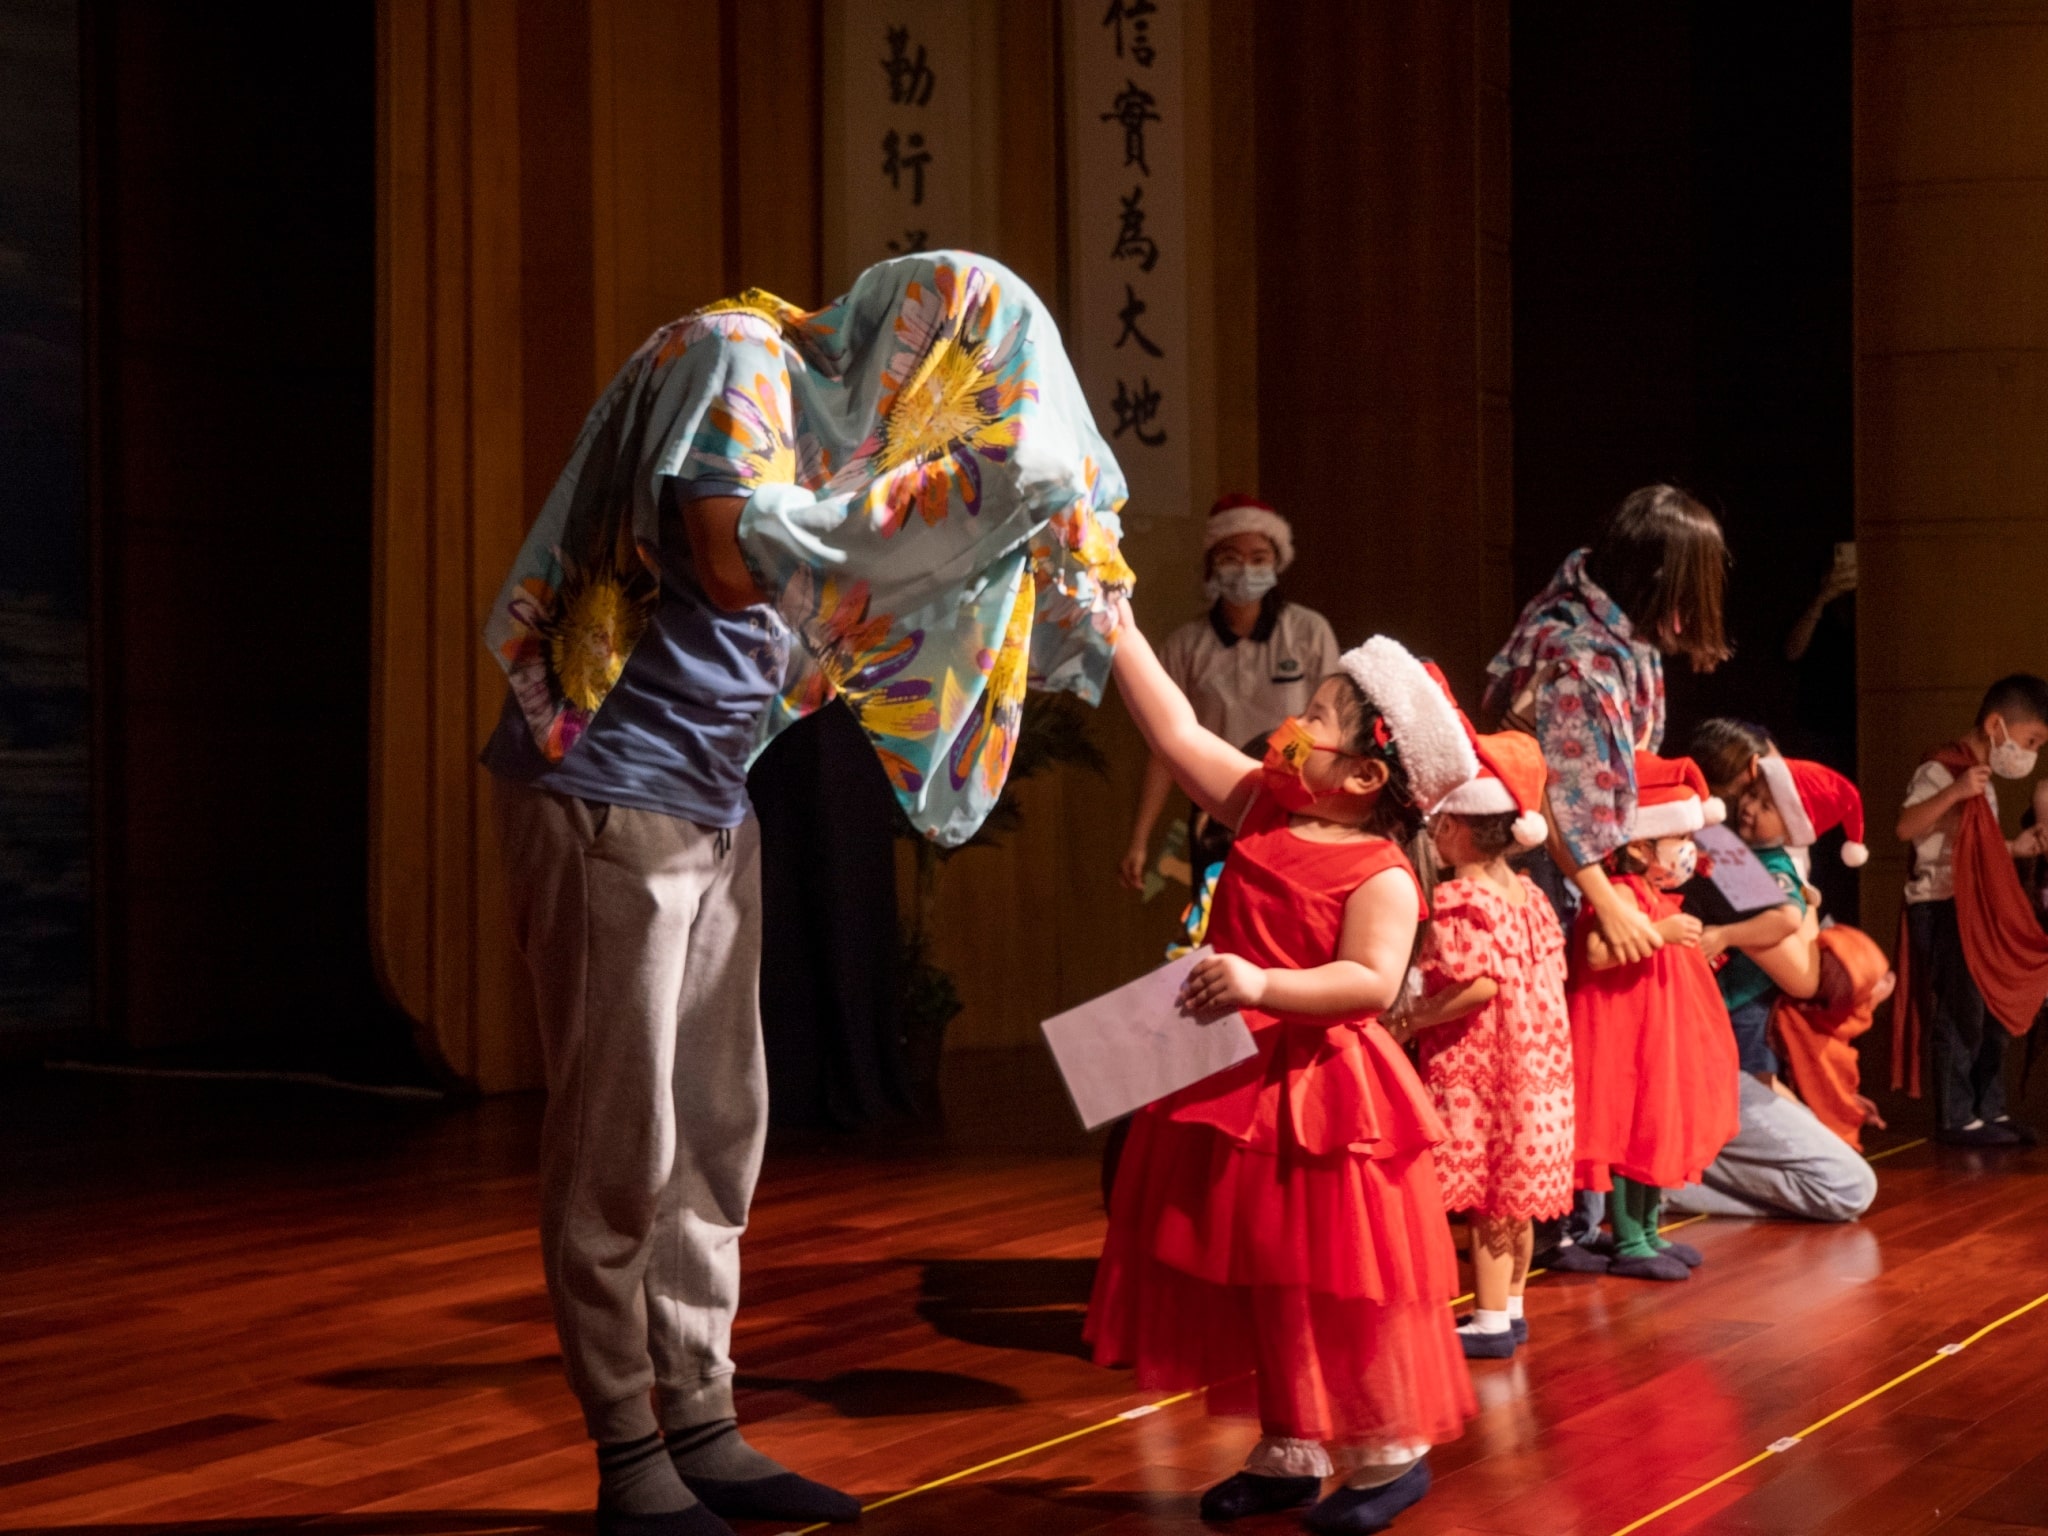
[1459,1308,1510,1335]
[1506,1295,1525,1320]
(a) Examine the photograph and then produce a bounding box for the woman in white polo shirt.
[1118,493,1342,890]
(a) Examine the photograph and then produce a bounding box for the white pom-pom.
[1702,795,1727,826]
[1842,840,1870,868]
[1511,810,1548,849]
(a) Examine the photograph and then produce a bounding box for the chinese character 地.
[1110,185,1159,272]
[1110,377,1166,446]
[881,25,935,107]
[1101,80,1161,177]
[882,129,932,206]
[1101,0,1158,68]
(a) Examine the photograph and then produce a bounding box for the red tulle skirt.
[1085,1079,1476,1444]
[1570,946,1742,1192]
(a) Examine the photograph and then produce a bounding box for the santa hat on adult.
[1628,751,1727,841]
[1204,492,1294,573]
[1437,730,1551,849]
[1336,637,1479,810]
[1756,754,1870,867]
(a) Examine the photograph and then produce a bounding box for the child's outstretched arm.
[1178,867,1419,1017]
[1112,600,1262,829]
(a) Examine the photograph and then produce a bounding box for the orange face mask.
[1261,717,1357,812]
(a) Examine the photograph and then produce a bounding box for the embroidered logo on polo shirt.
[1274,657,1302,677]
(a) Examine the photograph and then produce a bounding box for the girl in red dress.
[1087,606,1480,1535]
[1568,752,1741,1281]
[1392,730,1573,1360]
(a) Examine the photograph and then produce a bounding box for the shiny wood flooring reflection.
[4,1058,2048,1536]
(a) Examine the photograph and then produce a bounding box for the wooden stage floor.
[5,1057,2048,1536]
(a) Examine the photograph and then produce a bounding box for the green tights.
[1608,1176,1670,1261]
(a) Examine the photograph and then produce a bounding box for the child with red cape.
[1086,611,1478,1535]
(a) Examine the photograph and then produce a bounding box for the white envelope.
[1039,947,1259,1131]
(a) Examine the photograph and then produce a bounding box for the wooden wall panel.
[1855,0,2048,955]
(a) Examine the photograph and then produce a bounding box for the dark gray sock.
[665,1419,785,1483]
[599,1433,695,1515]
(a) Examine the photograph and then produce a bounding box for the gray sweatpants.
[494,780,767,1444]
[1666,1073,1877,1223]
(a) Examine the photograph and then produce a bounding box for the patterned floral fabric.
[483,253,1134,846]
[1483,549,1665,867]
[1412,875,1576,1220]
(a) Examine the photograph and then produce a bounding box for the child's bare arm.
[1112,601,1261,828]
[1390,977,1500,1043]
[1700,903,1801,962]
[1585,884,1647,970]
[1897,764,1988,843]
[1177,867,1418,1017]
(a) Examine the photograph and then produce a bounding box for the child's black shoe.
[1455,1318,1515,1359]
[1654,1238,1704,1267]
[1304,1458,1432,1534]
[1197,1471,1320,1522]
[1542,1240,1610,1273]
[1608,1250,1690,1281]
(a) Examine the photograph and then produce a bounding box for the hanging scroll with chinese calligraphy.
[827,1,991,293]
[1065,0,1190,520]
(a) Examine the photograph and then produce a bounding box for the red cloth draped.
[1890,742,2048,1096]
[1771,924,1887,1150]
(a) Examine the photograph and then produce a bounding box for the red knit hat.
[1628,751,1726,841]
[1204,492,1294,572]
[1756,754,1869,867]
[1437,730,1550,848]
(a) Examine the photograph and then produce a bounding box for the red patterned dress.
[1085,796,1475,1449]
[1412,875,1575,1220]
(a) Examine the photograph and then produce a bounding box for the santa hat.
[1437,730,1550,849]
[1756,754,1869,867]
[1628,751,1727,841]
[1336,637,1479,810]
[1204,492,1294,573]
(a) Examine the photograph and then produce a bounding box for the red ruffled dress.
[1085,797,1476,1448]
[1568,875,1741,1191]
[1413,875,1575,1221]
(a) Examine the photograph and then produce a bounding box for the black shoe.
[596,1505,736,1536]
[1198,1470,1322,1522]
[1992,1117,2039,1146]
[1511,1315,1529,1345]
[680,1472,861,1524]
[1542,1241,1610,1274]
[1939,1121,2023,1147]
[1608,1250,1690,1281]
[1455,1319,1515,1359]
[1654,1238,1704,1268]
[1304,1459,1433,1534]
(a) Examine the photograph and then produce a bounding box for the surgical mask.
[1262,717,1338,813]
[1989,718,2039,780]
[1205,562,1279,608]
[1646,837,1697,890]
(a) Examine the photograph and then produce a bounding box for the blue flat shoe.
[1512,1315,1529,1344]
[1455,1319,1515,1359]
[596,1504,736,1536]
[1305,1459,1432,1534]
[1609,1250,1690,1281]
[1198,1470,1321,1522]
[1542,1241,1610,1273]
[1654,1238,1703,1267]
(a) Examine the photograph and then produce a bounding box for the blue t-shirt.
[482,487,789,827]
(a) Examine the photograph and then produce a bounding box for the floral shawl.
[483,252,1134,847]
[1483,548,1664,867]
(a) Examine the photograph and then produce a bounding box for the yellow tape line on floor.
[779,1390,1201,1535]
[1606,1286,2048,1536]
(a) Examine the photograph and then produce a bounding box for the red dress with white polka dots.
[1413,875,1576,1221]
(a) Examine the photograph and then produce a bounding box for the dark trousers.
[1908,898,2009,1130]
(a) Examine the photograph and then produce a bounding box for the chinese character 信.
[1102,80,1161,177]
[886,229,929,255]
[1110,184,1159,272]
[881,25,935,107]
[1102,0,1157,68]
[1114,283,1163,359]
[882,129,932,206]
[1110,376,1166,446]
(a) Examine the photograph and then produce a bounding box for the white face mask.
[1646,837,1698,890]
[1205,563,1279,608]
[1989,718,2039,780]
